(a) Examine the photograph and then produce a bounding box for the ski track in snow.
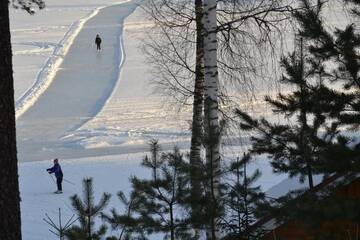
[16,0,140,162]
[67,33,126,132]
[13,41,58,56]
[15,0,132,119]
[15,7,102,119]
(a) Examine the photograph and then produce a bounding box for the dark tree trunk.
[189,0,204,235]
[299,38,314,189]
[190,0,204,173]
[0,1,22,239]
[170,204,175,240]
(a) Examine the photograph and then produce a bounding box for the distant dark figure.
[47,158,63,194]
[95,34,102,51]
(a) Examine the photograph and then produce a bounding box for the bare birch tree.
[189,0,205,237]
[141,1,294,238]
[203,1,221,238]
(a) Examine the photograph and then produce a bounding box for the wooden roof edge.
[251,172,359,232]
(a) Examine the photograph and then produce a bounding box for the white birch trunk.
[203,0,220,239]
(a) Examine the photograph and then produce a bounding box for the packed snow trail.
[17,1,138,162]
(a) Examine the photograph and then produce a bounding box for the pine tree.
[101,191,146,240]
[43,208,77,240]
[65,178,111,240]
[0,1,43,239]
[124,140,190,240]
[293,0,360,173]
[235,36,347,189]
[0,3,22,238]
[239,2,360,237]
[221,154,265,240]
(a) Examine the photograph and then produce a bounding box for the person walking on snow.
[95,34,102,51]
[47,158,63,194]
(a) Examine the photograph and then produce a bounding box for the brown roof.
[251,173,348,231]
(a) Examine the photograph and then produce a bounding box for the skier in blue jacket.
[47,158,63,194]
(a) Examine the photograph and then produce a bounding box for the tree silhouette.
[66,178,111,240]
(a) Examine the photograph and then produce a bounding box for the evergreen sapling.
[66,178,111,240]
[101,191,146,240]
[125,140,190,240]
[221,154,265,240]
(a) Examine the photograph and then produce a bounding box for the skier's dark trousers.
[95,34,102,50]
[47,158,63,193]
